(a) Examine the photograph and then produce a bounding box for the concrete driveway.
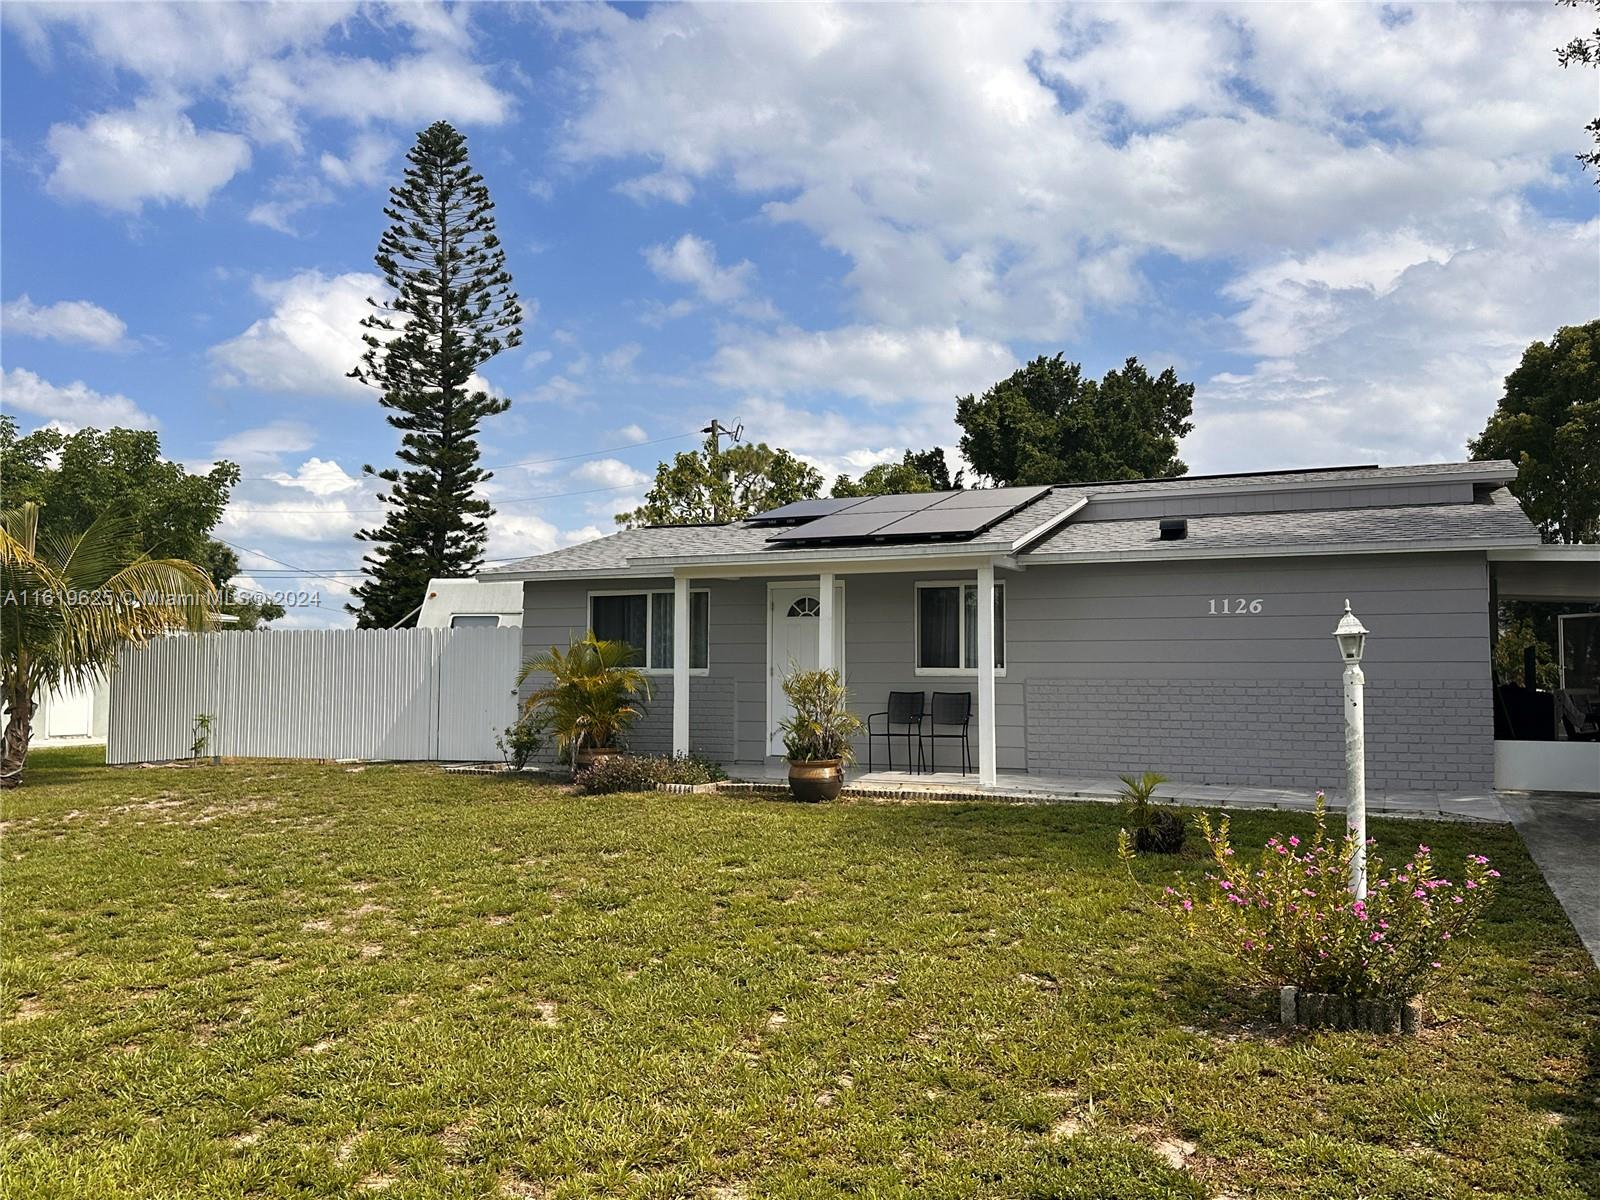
[1500,791,1600,968]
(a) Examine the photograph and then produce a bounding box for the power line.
[225,478,647,515]
[231,430,697,481]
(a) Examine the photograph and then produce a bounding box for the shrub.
[495,712,547,770]
[778,668,863,762]
[1117,771,1184,854]
[576,753,728,795]
[1139,793,1499,1003]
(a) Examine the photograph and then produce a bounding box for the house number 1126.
[1208,597,1264,615]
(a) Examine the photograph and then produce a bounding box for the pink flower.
[1487,870,1500,879]
[1418,844,1431,854]
[1181,899,1193,911]
[1288,836,1300,847]
[1465,880,1477,890]
[1431,961,1442,968]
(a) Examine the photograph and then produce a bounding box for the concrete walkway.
[1499,792,1600,968]
[725,764,1509,822]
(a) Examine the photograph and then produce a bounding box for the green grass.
[2,747,1596,1199]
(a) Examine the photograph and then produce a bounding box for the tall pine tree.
[347,121,523,627]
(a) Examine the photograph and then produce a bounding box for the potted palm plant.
[778,668,864,802]
[518,635,650,771]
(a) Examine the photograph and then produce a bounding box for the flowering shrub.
[1140,793,1499,1002]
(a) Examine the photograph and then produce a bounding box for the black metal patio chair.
[867,691,926,773]
[922,691,973,775]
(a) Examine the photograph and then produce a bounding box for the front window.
[916,582,1004,672]
[590,590,709,671]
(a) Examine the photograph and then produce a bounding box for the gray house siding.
[1004,552,1492,791]
[517,550,1493,791]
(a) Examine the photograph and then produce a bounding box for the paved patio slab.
[1499,791,1600,968]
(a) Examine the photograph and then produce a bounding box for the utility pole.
[701,419,743,523]
[701,418,743,459]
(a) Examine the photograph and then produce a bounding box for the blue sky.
[2,2,1596,627]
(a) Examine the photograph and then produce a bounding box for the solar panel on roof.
[837,490,957,514]
[746,497,863,526]
[764,485,1052,546]
[766,512,897,542]
[875,505,1017,539]
[931,485,1050,510]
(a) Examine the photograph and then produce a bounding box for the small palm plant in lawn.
[779,667,864,802]
[518,634,650,769]
[1118,771,1185,853]
[1,502,217,787]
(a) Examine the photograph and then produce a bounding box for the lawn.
[3,748,1596,1199]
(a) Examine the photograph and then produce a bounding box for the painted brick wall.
[626,676,739,761]
[1023,676,1493,791]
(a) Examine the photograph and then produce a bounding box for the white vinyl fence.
[107,627,521,765]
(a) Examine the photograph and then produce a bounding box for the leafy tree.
[903,447,960,491]
[0,419,282,628]
[831,448,961,497]
[1555,0,1600,181]
[348,121,524,628]
[617,435,822,527]
[2,502,215,786]
[956,355,1194,486]
[1468,320,1599,543]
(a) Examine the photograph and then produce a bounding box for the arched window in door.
[787,596,821,618]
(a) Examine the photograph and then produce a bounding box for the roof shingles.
[482,463,1533,577]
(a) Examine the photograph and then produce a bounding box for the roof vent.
[1158,518,1188,541]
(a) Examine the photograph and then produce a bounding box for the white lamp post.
[1332,600,1370,898]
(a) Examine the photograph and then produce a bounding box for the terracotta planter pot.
[787,759,844,803]
[575,746,622,771]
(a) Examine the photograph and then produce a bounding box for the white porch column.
[976,560,998,786]
[817,571,836,673]
[672,572,690,757]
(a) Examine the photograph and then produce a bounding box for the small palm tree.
[1,503,218,787]
[517,635,651,763]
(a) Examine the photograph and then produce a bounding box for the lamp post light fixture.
[1333,599,1370,899]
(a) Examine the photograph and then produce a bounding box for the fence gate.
[106,627,521,765]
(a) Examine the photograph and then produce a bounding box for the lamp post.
[1332,600,1370,898]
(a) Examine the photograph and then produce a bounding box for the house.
[483,461,1600,794]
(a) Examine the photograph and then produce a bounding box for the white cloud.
[319,133,397,188]
[601,342,642,373]
[264,457,364,496]
[212,421,317,464]
[1187,214,1600,473]
[1,295,127,347]
[46,98,251,212]
[219,467,372,542]
[485,510,561,561]
[563,3,1595,343]
[234,53,512,148]
[209,271,384,397]
[615,423,649,443]
[713,325,1016,407]
[617,171,694,205]
[1,368,156,430]
[571,458,648,489]
[644,233,756,305]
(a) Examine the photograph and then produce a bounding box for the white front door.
[768,583,846,755]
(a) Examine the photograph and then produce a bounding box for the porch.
[663,553,1009,785]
